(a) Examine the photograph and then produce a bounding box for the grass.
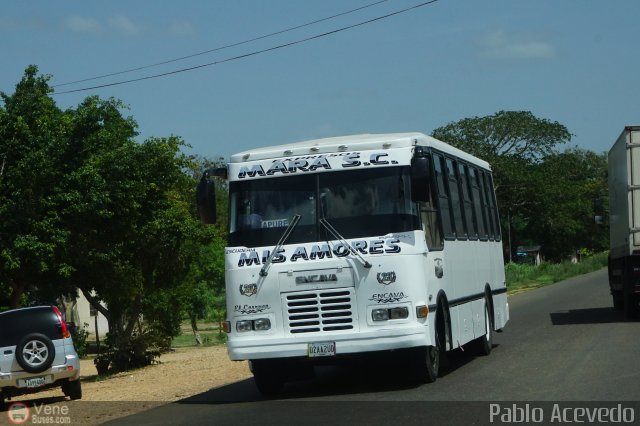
[506,251,608,293]
[171,322,227,348]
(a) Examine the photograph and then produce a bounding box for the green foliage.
[0,65,76,307]
[524,149,608,260]
[93,330,164,375]
[0,66,229,373]
[432,110,572,162]
[71,323,90,359]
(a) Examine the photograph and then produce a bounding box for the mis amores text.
[237,238,401,267]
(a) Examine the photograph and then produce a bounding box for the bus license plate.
[20,376,46,388]
[308,341,336,357]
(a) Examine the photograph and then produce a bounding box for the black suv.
[0,306,82,406]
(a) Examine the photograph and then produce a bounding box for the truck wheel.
[612,291,624,310]
[624,287,639,319]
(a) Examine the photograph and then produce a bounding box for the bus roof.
[230,132,491,170]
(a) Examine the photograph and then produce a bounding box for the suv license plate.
[308,341,336,357]
[20,376,47,388]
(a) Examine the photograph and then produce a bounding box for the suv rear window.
[0,307,63,347]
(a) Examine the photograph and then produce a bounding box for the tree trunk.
[191,316,203,346]
[9,286,23,309]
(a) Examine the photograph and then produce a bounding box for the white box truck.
[608,126,640,317]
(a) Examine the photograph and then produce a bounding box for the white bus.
[197,132,509,394]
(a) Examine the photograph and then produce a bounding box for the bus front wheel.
[250,360,284,396]
[413,311,447,383]
[411,345,439,383]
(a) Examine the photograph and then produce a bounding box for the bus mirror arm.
[196,171,217,224]
[320,218,372,269]
[196,167,228,225]
[260,214,302,277]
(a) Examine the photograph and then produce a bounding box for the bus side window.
[433,154,454,239]
[446,158,466,239]
[458,163,477,240]
[485,173,501,240]
[421,154,443,251]
[469,167,488,240]
[480,171,497,240]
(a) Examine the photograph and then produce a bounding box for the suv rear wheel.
[16,333,55,374]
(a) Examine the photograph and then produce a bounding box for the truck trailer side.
[608,125,640,318]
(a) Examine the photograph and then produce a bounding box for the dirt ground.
[2,345,252,425]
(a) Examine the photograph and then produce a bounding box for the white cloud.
[168,21,195,36]
[66,16,102,33]
[480,30,554,59]
[108,16,140,35]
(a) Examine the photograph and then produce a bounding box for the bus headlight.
[372,307,409,321]
[253,318,271,331]
[236,318,272,332]
[236,320,253,332]
[389,307,409,319]
[372,309,390,321]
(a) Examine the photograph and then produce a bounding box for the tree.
[525,149,608,260]
[432,110,572,163]
[0,65,74,308]
[0,66,225,372]
[58,134,206,371]
[182,156,228,345]
[431,111,608,261]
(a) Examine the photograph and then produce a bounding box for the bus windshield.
[228,167,420,247]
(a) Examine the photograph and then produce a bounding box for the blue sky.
[2,0,638,161]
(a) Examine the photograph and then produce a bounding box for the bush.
[93,327,168,375]
[71,322,90,358]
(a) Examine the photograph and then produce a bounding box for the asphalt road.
[107,269,640,425]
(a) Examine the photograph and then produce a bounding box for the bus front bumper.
[227,326,430,361]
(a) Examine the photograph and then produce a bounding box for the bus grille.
[285,288,355,334]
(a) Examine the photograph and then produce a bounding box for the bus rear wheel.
[472,299,493,356]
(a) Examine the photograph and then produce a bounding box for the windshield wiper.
[319,218,372,269]
[259,214,301,277]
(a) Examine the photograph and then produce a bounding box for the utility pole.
[508,209,513,263]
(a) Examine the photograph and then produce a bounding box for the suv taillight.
[53,306,71,338]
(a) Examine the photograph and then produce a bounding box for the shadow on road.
[176,345,494,405]
[549,306,629,325]
[0,396,66,412]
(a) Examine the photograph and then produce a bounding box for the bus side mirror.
[411,152,431,203]
[197,172,217,224]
